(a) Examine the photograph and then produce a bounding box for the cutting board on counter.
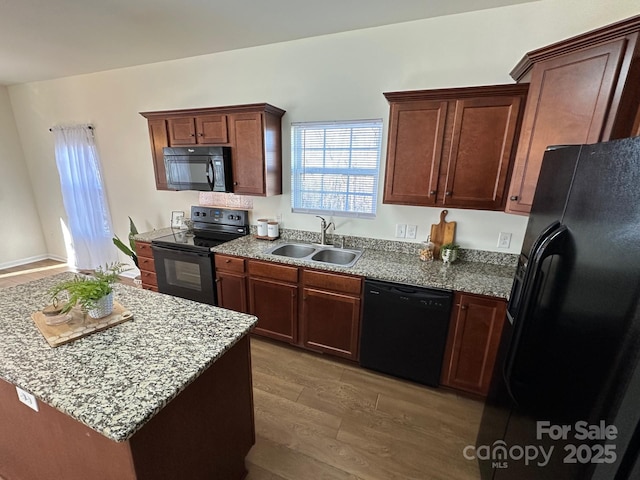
[430,210,456,258]
[31,301,133,348]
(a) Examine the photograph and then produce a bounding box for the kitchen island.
[0,273,257,480]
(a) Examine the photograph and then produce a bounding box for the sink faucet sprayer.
[316,216,334,246]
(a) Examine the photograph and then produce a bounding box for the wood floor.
[3,260,483,480]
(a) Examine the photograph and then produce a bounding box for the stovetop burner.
[151,206,250,253]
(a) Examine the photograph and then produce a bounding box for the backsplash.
[251,227,518,267]
[198,192,254,209]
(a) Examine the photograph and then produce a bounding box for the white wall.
[7,0,640,265]
[0,86,48,267]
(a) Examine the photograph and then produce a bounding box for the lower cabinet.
[214,257,364,360]
[247,260,299,344]
[134,241,158,292]
[301,269,362,361]
[440,292,507,396]
[214,255,247,313]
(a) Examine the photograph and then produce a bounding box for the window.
[291,119,383,218]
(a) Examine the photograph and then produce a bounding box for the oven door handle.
[151,245,212,257]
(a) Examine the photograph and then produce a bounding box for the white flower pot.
[441,248,458,264]
[88,291,114,319]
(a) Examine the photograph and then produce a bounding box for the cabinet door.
[444,96,522,210]
[195,114,228,144]
[167,117,197,145]
[248,277,298,343]
[301,287,361,360]
[229,112,266,195]
[441,293,506,396]
[506,39,626,214]
[147,119,171,190]
[216,271,247,313]
[383,101,447,205]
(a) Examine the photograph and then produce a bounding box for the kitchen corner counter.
[212,235,516,299]
[0,273,257,442]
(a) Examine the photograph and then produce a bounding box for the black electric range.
[151,206,249,304]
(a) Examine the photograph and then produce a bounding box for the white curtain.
[52,124,117,270]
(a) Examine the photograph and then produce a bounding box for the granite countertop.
[213,235,517,299]
[0,273,257,442]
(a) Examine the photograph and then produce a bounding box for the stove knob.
[201,212,207,217]
[228,214,234,220]
[194,212,200,217]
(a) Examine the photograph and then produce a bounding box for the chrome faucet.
[316,216,334,245]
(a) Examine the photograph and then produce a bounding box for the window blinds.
[291,119,382,218]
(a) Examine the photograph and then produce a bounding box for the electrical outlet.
[16,387,38,412]
[406,224,417,239]
[395,224,407,238]
[498,232,512,249]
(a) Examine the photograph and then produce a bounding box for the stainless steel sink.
[269,244,316,258]
[311,249,357,265]
[263,242,362,268]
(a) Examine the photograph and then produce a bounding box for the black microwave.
[163,146,233,192]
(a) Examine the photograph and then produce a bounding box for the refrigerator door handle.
[504,223,569,404]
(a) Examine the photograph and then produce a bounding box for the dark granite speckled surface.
[0,273,257,442]
[213,233,517,299]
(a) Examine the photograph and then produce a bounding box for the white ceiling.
[0,0,535,86]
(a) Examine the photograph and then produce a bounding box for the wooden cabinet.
[506,16,640,215]
[300,269,362,361]
[441,292,506,397]
[214,254,247,313]
[140,103,285,196]
[134,241,158,292]
[247,260,299,343]
[383,84,527,210]
[167,114,228,145]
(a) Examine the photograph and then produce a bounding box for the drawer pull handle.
[510,195,519,201]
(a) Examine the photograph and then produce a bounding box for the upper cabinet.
[140,103,285,196]
[506,15,640,215]
[167,114,229,145]
[383,84,528,211]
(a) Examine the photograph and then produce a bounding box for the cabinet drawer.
[135,241,153,259]
[140,271,158,287]
[137,256,156,273]
[215,255,245,273]
[302,269,362,295]
[248,260,298,283]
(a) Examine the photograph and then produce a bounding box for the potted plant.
[440,243,460,263]
[49,263,129,319]
[113,217,139,267]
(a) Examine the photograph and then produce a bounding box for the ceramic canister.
[257,219,269,237]
[267,221,279,238]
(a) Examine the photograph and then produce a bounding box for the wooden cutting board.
[430,210,456,258]
[31,301,133,348]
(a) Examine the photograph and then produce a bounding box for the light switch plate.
[406,224,417,239]
[395,224,407,238]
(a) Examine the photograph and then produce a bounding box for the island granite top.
[0,273,257,442]
[212,235,517,299]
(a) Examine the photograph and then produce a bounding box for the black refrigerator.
[477,136,640,479]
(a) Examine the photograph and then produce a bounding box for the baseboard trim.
[0,254,64,270]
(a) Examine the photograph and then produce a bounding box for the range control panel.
[191,206,249,227]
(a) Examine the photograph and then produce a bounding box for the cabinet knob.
[197,133,204,136]
[445,191,452,197]
[225,259,231,263]
[429,190,437,196]
[461,305,468,310]
[510,195,519,201]
[233,182,238,186]
[190,133,195,137]
[215,278,220,283]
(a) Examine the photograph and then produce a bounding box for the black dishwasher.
[359,279,453,387]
